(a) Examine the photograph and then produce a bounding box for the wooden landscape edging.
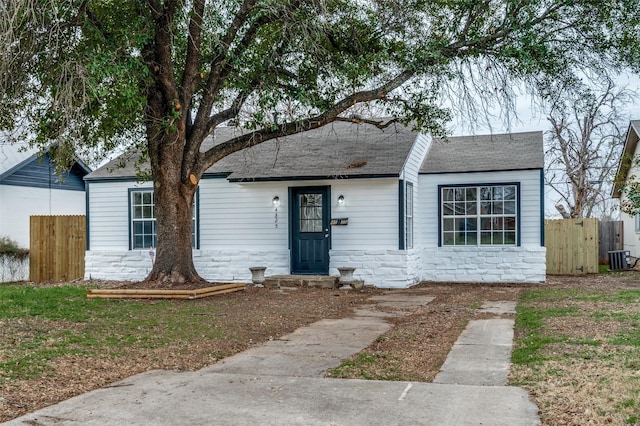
[87,282,246,300]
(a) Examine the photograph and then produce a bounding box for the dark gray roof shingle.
[210,121,418,181]
[86,121,419,181]
[85,123,545,182]
[419,131,544,174]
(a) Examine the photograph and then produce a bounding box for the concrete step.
[264,274,338,289]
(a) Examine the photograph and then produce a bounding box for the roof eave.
[612,121,640,199]
[420,166,543,175]
[227,173,400,183]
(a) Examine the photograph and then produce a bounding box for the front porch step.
[264,275,338,289]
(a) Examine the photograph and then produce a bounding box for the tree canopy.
[544,78,635,219]
[2,0,639,284]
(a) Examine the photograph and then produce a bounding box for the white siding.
[418,169,543,247]
[0,185,86,248]
[620,210,640,257]
[198,179,287,249]
[401,133,431,183]
[87,181,151,250]
[197,177,400,250]
[619,142,640,257]
[324,179,399,250]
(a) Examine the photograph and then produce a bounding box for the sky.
[448,72,640,219]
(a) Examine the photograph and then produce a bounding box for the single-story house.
[83,120,546,287]
[0,143,90,249]
[612,120,640,259]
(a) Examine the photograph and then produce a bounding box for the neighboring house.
[84,121,546,287]
[612,120,640,259]
[0,143,91,249]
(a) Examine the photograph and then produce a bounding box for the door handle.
[324,233,329,238]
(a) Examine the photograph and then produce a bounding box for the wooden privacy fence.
[545,218,599,275]
[30,215,86,282]
[598,220,624,265]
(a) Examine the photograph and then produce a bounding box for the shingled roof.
[612,120,640,198]
[86,123,544,182]
[419,131,544,174]
[86,120,419,181]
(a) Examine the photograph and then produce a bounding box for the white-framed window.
[440,184,518,246]
[406,182,414,249]
[129,189,198,249]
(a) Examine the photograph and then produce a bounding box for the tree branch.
[151,0,180,107]
[198,69,414,173]
[180,0,205,110]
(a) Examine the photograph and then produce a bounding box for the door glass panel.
[299,193,323,233]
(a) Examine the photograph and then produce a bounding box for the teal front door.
[291,187,330,274]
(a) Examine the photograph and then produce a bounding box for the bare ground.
[1,274,639,423]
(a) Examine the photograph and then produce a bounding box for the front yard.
[1,273,639,424]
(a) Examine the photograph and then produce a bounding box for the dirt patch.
[326,282,525,381]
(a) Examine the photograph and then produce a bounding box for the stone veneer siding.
[329,249,413,288]
[84,249,290,283]
[418,246,546,283]
[85,246,546,287]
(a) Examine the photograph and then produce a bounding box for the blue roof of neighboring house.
[0,150,91,191]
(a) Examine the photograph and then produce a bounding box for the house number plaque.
[330,218,348,226]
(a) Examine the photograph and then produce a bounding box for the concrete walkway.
[434,301,517,386]
[3,292,539,426]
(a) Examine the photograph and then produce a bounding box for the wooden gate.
[598,221,624,265]
[545,218,599,275]
[30,215,86,282]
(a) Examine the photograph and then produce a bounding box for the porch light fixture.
[272,196,280,207]
[337,195,345,205]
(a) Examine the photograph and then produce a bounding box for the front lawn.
[511,274,640,425]
[0,282,375,422]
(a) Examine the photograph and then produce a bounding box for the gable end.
[0,153,87,191]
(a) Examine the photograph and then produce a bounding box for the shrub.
[0,236,29,282]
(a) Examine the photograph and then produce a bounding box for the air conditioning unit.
[608,250,631,271]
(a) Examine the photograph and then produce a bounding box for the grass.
[511,284,640,425]
[0,284,226,383]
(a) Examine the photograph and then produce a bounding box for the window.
[441,184,518,246]
[299,193,323,232]
[406,183,414,248]
[130,189,198,249]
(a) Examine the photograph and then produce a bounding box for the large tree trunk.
[146,172,204,285]
[143,124,206,286]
